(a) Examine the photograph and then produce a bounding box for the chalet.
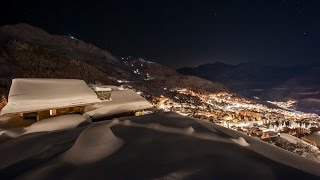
[0,79,102,121]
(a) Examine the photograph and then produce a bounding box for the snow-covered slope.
[25,114,90,134]
[0,112,319,179]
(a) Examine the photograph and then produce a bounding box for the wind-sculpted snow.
[0,112,319,180]
[120,119,249,147]
[25,114,90,134]
[0,114,89,139]
[56,124,124,165]
[0,128,21,138]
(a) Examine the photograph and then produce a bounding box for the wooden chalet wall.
[22,105,85,121]
[0,95,7,112]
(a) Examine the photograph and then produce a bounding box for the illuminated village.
[135,87,320,161]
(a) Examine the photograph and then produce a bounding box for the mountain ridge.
[0,23,227,97]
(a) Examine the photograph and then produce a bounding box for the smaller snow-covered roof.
[89,85,119,91]
[84,89,152,118]
[91,87,112,92]
[1,79,102,115]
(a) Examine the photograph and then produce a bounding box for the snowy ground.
[0,114,90,139]
[0,112,319,179]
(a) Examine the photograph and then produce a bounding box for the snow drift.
[0,112,319,180]
[57,123,124,165]
[25,114,90,134]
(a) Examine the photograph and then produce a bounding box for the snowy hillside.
[0,112,319,179]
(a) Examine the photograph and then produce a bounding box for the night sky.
[1,0,320,68]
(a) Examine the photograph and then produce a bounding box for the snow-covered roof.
[89,85,119,91]
[84,89,152,118]
[1,79,102,115]
[91,87,112,92]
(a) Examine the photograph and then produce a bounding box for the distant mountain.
[0,23,227,97]
[179,62,314,90]
[178,62,233,81]
[178,62,320,114]
[119,57,226,95]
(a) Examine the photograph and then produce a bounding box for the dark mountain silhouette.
[0,40,118,95]
[0,23,128,79]
[0,23,227,97]
[178,62,233,81]
[178,62,315,90]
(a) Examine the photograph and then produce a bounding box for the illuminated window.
[50,109,57,116]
